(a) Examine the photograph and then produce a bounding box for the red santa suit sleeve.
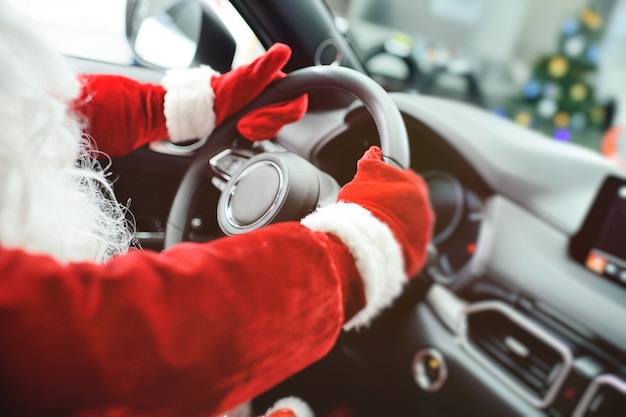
[72,43,308,157]
[0,147,433,417]
[0,224,363,417]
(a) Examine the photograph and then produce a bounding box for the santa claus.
[0,2,433,417]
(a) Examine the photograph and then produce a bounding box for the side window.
[8,0,264,70]
[202,0,265,68]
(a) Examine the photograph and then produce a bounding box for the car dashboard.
[319,93,626,416]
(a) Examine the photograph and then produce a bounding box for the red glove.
[301,146,434,329]
[211,43,308,140]
[337,146,433,278]
[74,43,307,157]
[162,42,307,144]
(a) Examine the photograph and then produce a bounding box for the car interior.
[25,0,626,415]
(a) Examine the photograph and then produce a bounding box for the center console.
[399,284,626,417]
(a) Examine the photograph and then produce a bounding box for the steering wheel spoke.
[208,148,258,182]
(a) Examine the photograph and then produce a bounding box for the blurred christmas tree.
[496,2,611,149]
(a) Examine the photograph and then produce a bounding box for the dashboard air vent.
[460,301,572,409]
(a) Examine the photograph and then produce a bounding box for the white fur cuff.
[301,202,407,330]
[162,66,218,143]
[266,396,314,417]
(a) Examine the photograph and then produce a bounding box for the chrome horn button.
[225,161,283,229]
[217,152,323,236]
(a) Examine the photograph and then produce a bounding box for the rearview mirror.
[125,0,236,72]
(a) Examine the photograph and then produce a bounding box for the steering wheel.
[165,65,410,247]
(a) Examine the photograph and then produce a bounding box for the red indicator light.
[466,242,476,254]
[563,386,576,401]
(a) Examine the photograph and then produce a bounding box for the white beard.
[0,2,134,263]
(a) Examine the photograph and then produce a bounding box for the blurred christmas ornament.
[587,44,601,64]
[538,99,558,118]
[522,79,541,99]
[580,8,603,30]
[548,56,569,78]
[554,111,570,127]
[561,18,580,36]
[515,111,533,127]
[570,83,588,102]
[564,35,586,57]
[590,106,605,124]
[543,82,561,99]
[554,128,572,142]
[492,108,508,118]
[570,112,587,131]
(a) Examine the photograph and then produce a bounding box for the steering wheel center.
[217,152,323,236]
[225,160,283,228]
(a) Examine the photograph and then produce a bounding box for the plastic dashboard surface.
[391,93,626,350]
[390,92,625,415]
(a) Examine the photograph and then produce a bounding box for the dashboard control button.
[605,263,617,275]
[412,348,448,392]
[209,149,255,180]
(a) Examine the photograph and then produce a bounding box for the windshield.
[11,0,626,165]
[326,0,626,161]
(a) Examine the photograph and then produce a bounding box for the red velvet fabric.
[0,224,365,417]
[237,95,309,141]
[211,43,308,141]
[74,74,169,157]
[73,45,308,155]
[337,147,435,278]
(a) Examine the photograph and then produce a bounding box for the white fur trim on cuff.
[266,396,314,417]
[301,202,406,331]
[162,66,219,143]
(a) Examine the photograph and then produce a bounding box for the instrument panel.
[423,170,483,279]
